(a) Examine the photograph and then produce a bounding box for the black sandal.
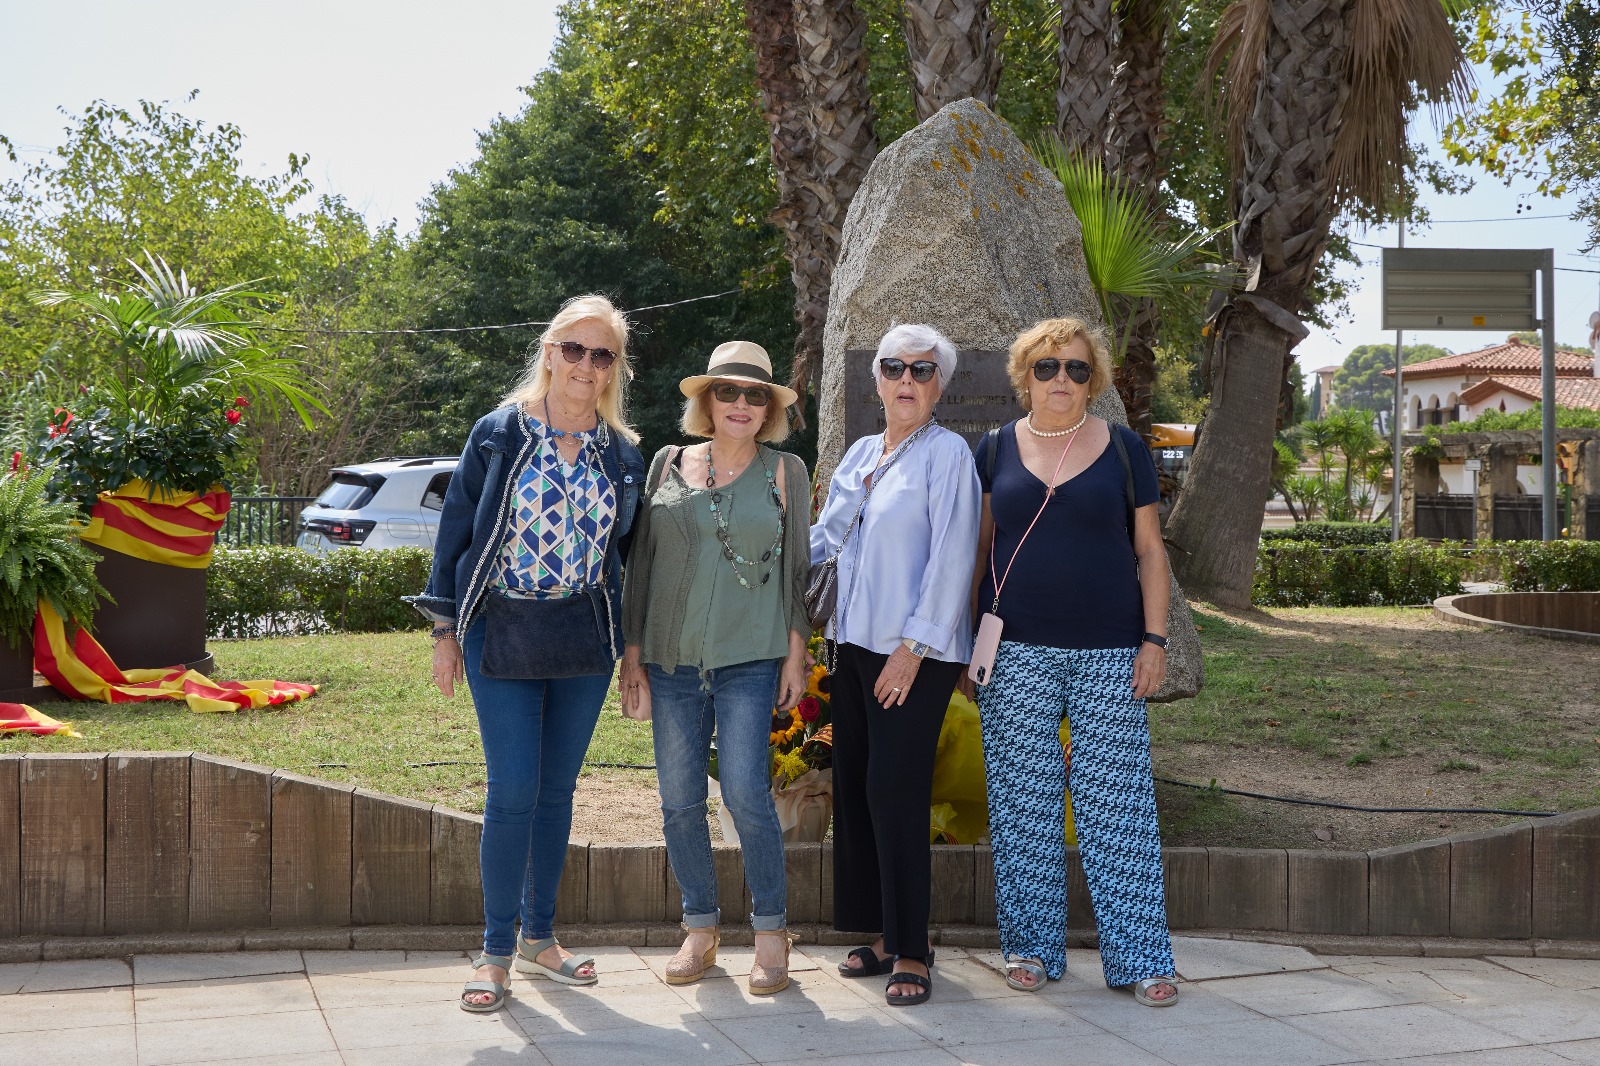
[885,968,932,1006]
[838,945,893,978]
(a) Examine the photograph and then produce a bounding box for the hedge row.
[1260,521,1392,547]
[1253,539,1600,607]
[207,546,432,638]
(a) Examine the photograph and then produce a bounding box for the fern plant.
[0,471,109,650]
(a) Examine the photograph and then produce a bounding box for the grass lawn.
[7,606,1597,849]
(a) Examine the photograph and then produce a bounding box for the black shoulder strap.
[1107,424,1136,544]
[982,425,1002,486]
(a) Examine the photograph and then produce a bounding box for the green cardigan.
[621,444,811,671]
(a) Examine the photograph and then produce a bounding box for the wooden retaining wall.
[3,752,1598,942]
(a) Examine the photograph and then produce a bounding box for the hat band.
[704,361,773,384]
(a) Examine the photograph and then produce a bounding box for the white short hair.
[872,324,958,387]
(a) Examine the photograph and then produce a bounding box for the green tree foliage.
[401,38,797,460]
[1332,342,1451,414]
[1442,1,1600,248]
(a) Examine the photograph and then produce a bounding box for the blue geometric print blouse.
[496,425,616,598]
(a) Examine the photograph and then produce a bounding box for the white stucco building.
[1384,338,1598,431]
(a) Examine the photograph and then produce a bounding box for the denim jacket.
[406,404,646,651]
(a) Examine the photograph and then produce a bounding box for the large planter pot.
[0,633,39,704]
[91,551,213,675]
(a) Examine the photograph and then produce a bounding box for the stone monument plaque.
[843,349,1022,448]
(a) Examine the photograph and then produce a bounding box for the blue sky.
[3,1,1594,375]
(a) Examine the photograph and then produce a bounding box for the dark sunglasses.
[710,382,771,406]
[879,358,939,383]
[552,340,618,370]
[1031,357,1092,384]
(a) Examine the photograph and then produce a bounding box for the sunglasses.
[879,358,939,383]
[551,339,618,370]
[1031,357,1092,384]
[710,382,771,406]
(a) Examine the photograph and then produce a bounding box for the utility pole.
[1540,248,1557,539]
[1391,222,1405,541]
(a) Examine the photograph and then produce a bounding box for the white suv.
[297,456,457,552]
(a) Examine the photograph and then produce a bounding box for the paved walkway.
[4,937,1600,1065]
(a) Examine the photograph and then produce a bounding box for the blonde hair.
[502,294,640,444]
[1007,318,1112,410]
[681,383,792,444]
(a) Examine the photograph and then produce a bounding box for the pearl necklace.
[1025,411,1088,438]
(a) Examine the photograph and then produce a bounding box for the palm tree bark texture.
[1105,0,1172,443]
[780,0,880,421]
[1164,0,1351,607]
[743,0,831,430]
[1055,0,1116,159]
[903,0,1003,121]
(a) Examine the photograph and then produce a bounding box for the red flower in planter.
[798,695,821,723]
[9,451,21,472]
[225,409,242,425]
[234,396,250,408]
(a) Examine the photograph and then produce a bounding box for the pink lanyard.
[988,427,1080,614]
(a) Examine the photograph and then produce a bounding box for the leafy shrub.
[208,546,431,638]
[1473,540,1600,592]
[1261,522,1391,548]
[1254,541,1470,607]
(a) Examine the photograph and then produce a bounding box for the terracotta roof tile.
[1459,374,1600,410]
[1383,339,1593,379]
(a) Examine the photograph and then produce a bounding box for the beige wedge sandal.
[748,929,794,995]
[665,924,720,985]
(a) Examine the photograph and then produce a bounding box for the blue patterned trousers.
[975,640,1175,986]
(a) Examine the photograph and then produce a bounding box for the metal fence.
[1415,494,1475,542]
[219,497,315,548]
[1492,496,1568,542]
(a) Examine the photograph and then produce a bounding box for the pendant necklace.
[705,443,786,589]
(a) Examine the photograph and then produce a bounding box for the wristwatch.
[902,638,931,658]
[1142,632,1168,649]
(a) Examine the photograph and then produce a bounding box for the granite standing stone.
[816,97,1201,699]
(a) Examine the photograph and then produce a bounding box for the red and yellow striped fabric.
[0,702,81,737]
[80,481,231,568]
[33,601,316,713]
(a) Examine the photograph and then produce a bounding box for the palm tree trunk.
[786,0,880,417]
[1055,0,1116,160]
[743,0,830,428]
[1112,297,1160,440]
[1164,0,1351,607]
[903,0,1003,121]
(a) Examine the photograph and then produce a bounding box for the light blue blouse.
[809,424,982,663]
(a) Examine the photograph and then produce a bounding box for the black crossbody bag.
[479,433,620,680]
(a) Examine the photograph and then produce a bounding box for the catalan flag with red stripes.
[79,480,231,568]
[0,702,80,737]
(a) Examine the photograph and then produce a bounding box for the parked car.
[297,456,457,552]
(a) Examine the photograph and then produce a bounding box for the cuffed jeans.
[462,618,610,959]
[649,659,787,931]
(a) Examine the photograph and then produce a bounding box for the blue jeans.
[462,618,610,958]
[649,659,787,931]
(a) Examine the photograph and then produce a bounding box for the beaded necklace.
[704,443,785,589]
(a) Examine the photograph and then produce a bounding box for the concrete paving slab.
[321,998,532,1052]
[2,1020,138,1065]
[132,951,304,985]
[0,956,131,994]
[135,1007,338,1066]
[1123,1015,1366,1066]
[944,1031,1171,1066]
[1387,1048,1578,1064]
[0,985,133,1034]
[1203,967,1426,1016]
[180,1055,346,1066]
[1547,1037,1600,1063]
[763,1049,963,1066]
[889,994,1104,1048]
[1488,956,1600,990]
[504,980,701,1036]
[132,972,320,1024]
[1173,935,1328,980]
[536,1016,756,1065]
[1435,990,1600,1044]
[712,1003,931,1060]
[340,1040,545,1066]
[302,949,439,974]
[669,969,869,1021]
[1289,1002,1523,1059]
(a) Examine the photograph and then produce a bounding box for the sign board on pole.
[1381,248,1543,331]
[1463,459,1482,472]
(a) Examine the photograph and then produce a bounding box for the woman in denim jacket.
[410,294,646,1012]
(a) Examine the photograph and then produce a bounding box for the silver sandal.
[1005,957,1047,992]
[1132,976,1179,1006]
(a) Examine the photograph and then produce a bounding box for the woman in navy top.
[966,317,1178,1006]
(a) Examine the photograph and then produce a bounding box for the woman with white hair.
[410,294,647,1012]
[809,323,981,1007]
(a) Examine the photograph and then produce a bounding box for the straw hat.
[678,341,799,409]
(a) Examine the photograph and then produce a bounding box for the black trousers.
[830,641,962,959]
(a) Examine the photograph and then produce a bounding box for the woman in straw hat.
[411,294,647,1012]
[620,341,812,995]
